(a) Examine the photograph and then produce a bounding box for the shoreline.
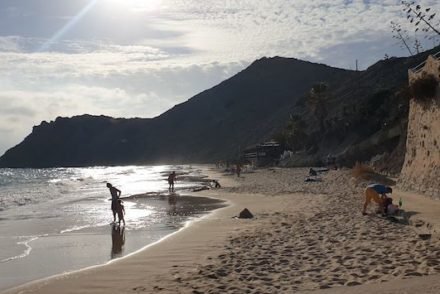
[1,169,259,294]
[3,167,440,294]
[2,200,229,293]
[0,165,227,292]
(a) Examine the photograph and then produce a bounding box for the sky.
[1,0,440,155]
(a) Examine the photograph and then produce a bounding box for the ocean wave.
[0,170,14,177]
[48,177,93,185]
[0,236,39,263]
[47,179,62,184]
[59,221,109,234]
[60,225,91,234]
[13,197,33,206]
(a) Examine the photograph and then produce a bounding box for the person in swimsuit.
[362,183,392,215]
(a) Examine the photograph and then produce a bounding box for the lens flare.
[38,0,99,52]
[109,0,163,12]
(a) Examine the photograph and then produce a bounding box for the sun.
[107,0,163,13]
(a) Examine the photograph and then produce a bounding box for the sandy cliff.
[400,54,440,199]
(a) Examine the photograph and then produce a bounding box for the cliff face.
[274,48,440,169]
[399,54,440,199]
[0,115,152,167]
[0,48,439,168]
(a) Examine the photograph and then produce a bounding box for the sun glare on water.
[107,0,163,12]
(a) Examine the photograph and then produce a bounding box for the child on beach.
[387,202,400,216]
[117,199,125,226]
[383,196,401,216]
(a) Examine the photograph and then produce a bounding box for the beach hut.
[242,141,282,166]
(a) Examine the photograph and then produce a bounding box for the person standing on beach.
[362,183,392,215]
[236,164,241,177]
[107,183,121,223]
[168,171,177,192]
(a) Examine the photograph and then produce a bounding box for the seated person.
[383,196,393,214]
[387,203,399,215]
[212,180,221,188]
[305,168,321,182]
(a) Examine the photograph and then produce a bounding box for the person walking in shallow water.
[107,183,121,223]
[116,199,125,226]
[168,171,177,192]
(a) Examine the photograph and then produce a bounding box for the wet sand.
[3,167,440,294]
[0,194,225,292]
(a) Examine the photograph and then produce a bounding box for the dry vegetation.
[410,74,439,102]
[351,162,396,185]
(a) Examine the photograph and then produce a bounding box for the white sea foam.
[0,236,39,263]
[59,225,92,234]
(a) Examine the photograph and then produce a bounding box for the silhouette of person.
[168,171,177,192]
[116,199,125,226]
[236,164,241,177]
[111,225,125,258]
[107,183,121,223]
[212,180,221,188]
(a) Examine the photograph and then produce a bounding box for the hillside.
[0,47,438,168]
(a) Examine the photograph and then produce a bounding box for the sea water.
[0,165,224,291]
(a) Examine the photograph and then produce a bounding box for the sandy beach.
[3,167,440,294]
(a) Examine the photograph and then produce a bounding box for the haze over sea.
[0,165,224,291]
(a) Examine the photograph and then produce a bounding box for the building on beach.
[242,141,283,167]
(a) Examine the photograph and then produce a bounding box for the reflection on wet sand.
[167,193,178,216]
[111,225,125,259]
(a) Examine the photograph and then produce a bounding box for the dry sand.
[3,168,440,294]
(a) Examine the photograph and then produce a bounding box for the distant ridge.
[1,47,439,168]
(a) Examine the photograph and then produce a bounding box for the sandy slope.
[3,167,440,294]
